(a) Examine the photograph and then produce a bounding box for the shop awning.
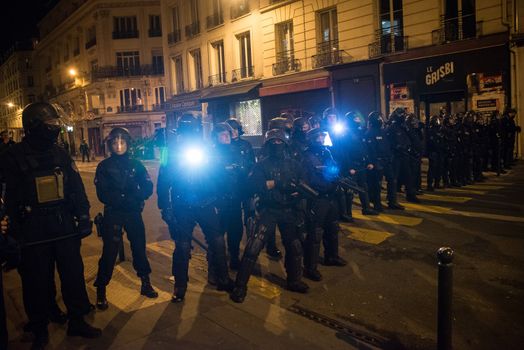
[200,81,261,102]
[259,76,330,97]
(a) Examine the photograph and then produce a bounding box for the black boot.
[217,277,235,292]
[171,286,187,303]
[266,245,282,260]
[303,268,322,281]
[67,318,102,338]
[49,303,68,324]
[230,286,247,303]
[287,280,309,294]
[140,276,158,298]
[96,286,108,311]
[323,256,348,266]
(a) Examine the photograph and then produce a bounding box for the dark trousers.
[18,238,91,333]
[81,151,90,162]
[393,155,416,197]
[235,208,303,289]
[347,170,371,213]
[170,204,230,289]
[427,152,442,188]
[0,273,6,349]
[305,198,339,272]
[219,201,244,262]
[94,210,152,287]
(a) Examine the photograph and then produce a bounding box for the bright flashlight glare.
[184,147,205,165]
[333,122,345,134]
[324,133,333,147]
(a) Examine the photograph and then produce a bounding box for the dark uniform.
[386,108,419,202]
[0,102,101,349]
[365,112,404,210]
[230,129,309,303]
[406,114,424,193]
[94,127,157,310]
[302,128,347,282]
[157,114,233,302]
[488,112,503,174]
[427,116,445,191]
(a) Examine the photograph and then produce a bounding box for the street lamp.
[6,102,15,108]
[68,68,78,77]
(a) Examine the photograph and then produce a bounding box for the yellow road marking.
[420,193,472,203]
[247,275,281,300]
[341,225,393,244]
[452,210,524,223]
[442,188,486,195]
[402,202,452,214]
[464,185,504,190]
[352,211,423,226]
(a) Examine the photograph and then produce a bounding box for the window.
[379,0,404,53]
[63,43,70,61]
[443,0,476,41]
[90,59,98,72]
[274,21,297,74]
[86,25,97,48]
[152,52,164,74]
[27,76,34,87]
[169,7,181,44]
[119,88,143,112]
[173,55,184,94]
[185,0,200,37]
[210,40,226,85]
[235,32,253,80]
[190,49,203,90]
[231,0,249,19]
[207,0,224,29]
[314,8,340,67]
[154,86,166,105]
[73,37,80,56]
[233,99,262,136]
[113,16,139,39]
[116,51,140,75]
[149,15,162,37]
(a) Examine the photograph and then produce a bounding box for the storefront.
[383,43,510,122]
[259,70,331,128]
[165,91,203,132]
[328,59,382,118]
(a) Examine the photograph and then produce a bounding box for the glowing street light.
[68,68,78,77]
[6,102,15,108]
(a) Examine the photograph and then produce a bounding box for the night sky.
[0,0,59,54]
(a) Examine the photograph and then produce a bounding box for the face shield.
[217,131,231,145]
[111,135,128,155]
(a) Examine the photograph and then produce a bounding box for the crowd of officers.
[0,101,519,349]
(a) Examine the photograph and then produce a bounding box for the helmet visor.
[111,136,128,155]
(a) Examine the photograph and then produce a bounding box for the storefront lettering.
[425,62,454,86]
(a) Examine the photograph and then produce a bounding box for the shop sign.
[425,62,455,86]
[389,99,415,114]
[471,93,504,114]
[479,73,503,92]
[172,100,200,110]
[476,99,497,109]
[390,84,409,100]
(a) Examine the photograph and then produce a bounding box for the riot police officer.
[289,117,310,160]
[157,114,233,302]
[427,116,445,191]
[230,129,309,303]
[93,127,158,310]
[386,108,420,202]
[406,114,424,194]
[0,102,101,349]
[365,112,404,210]
[302,128,347,282]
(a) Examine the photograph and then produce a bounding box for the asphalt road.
[4,158,524,349]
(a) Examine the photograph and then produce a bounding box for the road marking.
[341,225,393,244]
[420,193,472,203]
[352,211,423,226]
[463,184,504,190]
[247,275,281,299]
[452,210,524,223]
[147,240,174,258]
[441,188,487,195]
[401,202,452,214]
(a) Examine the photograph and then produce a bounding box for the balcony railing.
[368,29,408,58]
[432,13,481,44]
[152,103,171,111]
[231,66,254,81]
[272,51,301,75]
[208,72,227,86]
[311,40,346,68]
[117,105,144,113]
[149,28,162,37]
[168,30,181,44]
[206,13,224,29]
[91,64,164,80]
[185,21,200,38]
[85,38,96,49]
[231,1,249,19]
[112,30,139,39]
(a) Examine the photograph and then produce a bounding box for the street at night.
[1,159,522,349]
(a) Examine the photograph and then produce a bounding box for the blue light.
[332,122,345,134]
[184,147,206,166]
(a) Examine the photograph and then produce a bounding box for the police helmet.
[306,127,328,145]
[212,122,233,143]
[225,118,244,135]
[177,113,202,136]
[322,107,338,121]
[308,115,321,129]
[293,117,310,132]
[268,117,289,131]
[107,127,132,156]
[345,111,364,130]
[430,115,441,127]
[22,102,61,133]
[368,111,383,129]
[264,128,289,144]
[406,113,419,128]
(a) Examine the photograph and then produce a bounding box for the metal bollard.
[437,247,454,350]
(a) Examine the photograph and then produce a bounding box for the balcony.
[206,13,224,29]
[272,51,301,75]
[185,21,200,38]
[91,64,164,80]
[368,30,408,58]
[112,30,139,39]
[231,1,249,19]
[208,72,227,86]
[432,13,481,44]
[148,28,162,37]
[85,38,96,49]
[312,40,346,68]
[152,103,171,111]
[117,105,144,113]
[231,66,254,81]
[168,30,181,44]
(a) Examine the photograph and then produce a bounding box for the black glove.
[77,215,93,238]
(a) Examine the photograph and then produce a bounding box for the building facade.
[0,42,37,141]
[34,0,167,156]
